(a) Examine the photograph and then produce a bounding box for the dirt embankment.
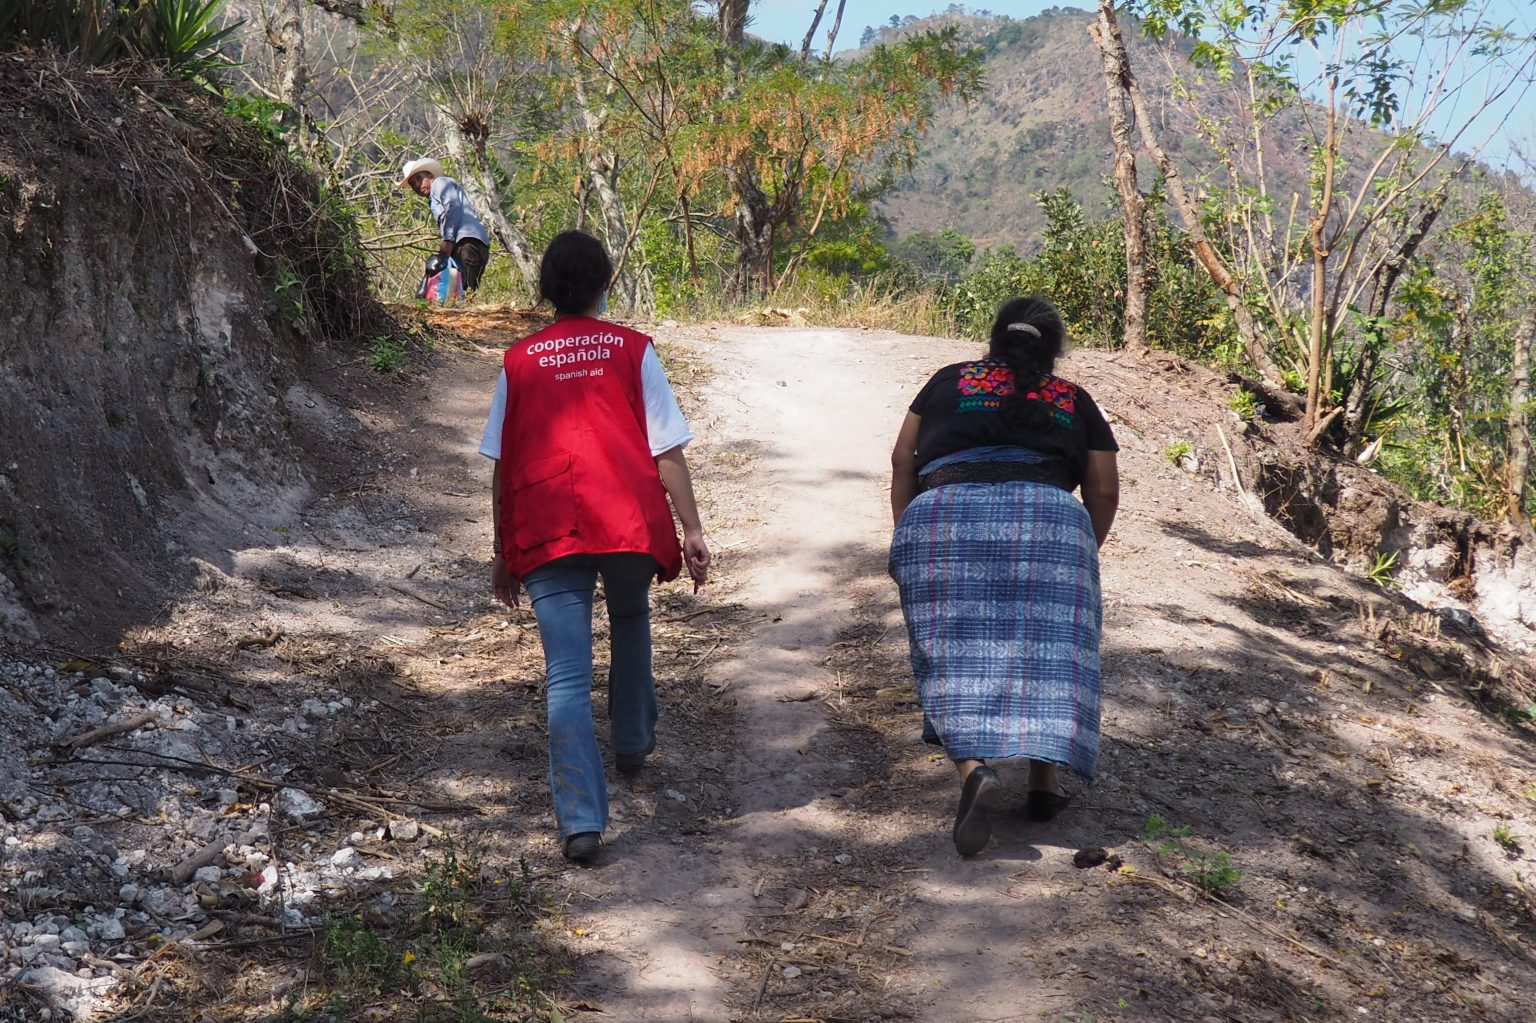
[0,57,387,648]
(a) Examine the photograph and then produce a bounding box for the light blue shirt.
[429,176,489,244]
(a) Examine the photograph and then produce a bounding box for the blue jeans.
[522,553,659,838]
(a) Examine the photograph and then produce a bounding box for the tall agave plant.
[0,0,240,87]
[130,0,241,86]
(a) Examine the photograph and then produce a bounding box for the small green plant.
[368,336,408,373]
[323,915,414,996]
[273,264,306,326]
[1229,387,1260,419]
[1493,822,1521,854]
[1143,815,1241,897]
[223,93,292,144]
[1163,440,1193,465]
[1187,851,1242,895]
[1367,550,1400,589]
[421,835,484,931]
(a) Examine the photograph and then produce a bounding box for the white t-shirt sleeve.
[478,369,508,459]
[642,344,693,455]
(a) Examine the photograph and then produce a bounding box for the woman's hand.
[683,528,711,592]
[491,557,520,607]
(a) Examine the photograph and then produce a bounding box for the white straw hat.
[400,157,444,188]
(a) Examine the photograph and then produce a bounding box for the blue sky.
[746,0,1048,49]
[747,1,1536,172]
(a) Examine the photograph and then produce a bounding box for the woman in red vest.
[479,231,709,863]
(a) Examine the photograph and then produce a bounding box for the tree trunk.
[1510,312,1534,533]
[800,0,831,62]
[570,75,655,314]
[275,0,308,145]
[1304,96,1341,436]
[437,107,540,296]
[1341,184,1450,453]
[719,0,772,298]
[822,0,848,62]
[727,168,774,297]
[1089,5,1148,352]
[1093,4,1288,392]
[719,0,749,46]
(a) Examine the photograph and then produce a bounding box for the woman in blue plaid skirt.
[888,296,1120,857]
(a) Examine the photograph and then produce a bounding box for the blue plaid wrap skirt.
[889,448,1103,780]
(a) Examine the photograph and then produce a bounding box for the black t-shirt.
[909,359,1119,486]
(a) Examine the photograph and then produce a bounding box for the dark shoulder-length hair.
[538,230,613,315]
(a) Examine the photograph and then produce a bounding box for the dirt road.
[77,319,1536,1023]
[552,325,1536,1023]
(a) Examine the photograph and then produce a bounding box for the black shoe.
[952,766,1002,857]
[1024,790,1072,823]
[615,738,654,777]
[562,832,601,863]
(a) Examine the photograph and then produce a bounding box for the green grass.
[291,834,553,1021]
[1494,822,1520,854]
[1229,387,1260,419]
[1163,440,1193,465]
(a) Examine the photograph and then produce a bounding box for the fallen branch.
[59,711,158,751]
[388,581,451,610]
[170,835,232,885]
[751,957,775,1017]
[1214,422,1271,523]
[234,629,284,651]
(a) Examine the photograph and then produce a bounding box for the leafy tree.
[892,227,976,282]
[714,14,984,294]
[1116,0,1536,442]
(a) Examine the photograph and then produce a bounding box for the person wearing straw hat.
[401,157,492,293]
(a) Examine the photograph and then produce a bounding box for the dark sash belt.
[919,459,1073,493]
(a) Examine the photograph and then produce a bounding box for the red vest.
[497,316,683,583]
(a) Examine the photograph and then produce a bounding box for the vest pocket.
[510,453,577,549]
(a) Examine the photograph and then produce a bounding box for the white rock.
[192,866,223,884]
[19,965,117,1016]
[274,787,326,822]
[117,884,140,904]
[330,847,362,870]
[664,788,688,802]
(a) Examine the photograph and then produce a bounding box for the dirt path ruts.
[117,319,1536,1023]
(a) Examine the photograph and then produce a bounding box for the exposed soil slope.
[0,58,384,647]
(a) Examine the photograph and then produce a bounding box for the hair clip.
[1006,322,1042,337]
